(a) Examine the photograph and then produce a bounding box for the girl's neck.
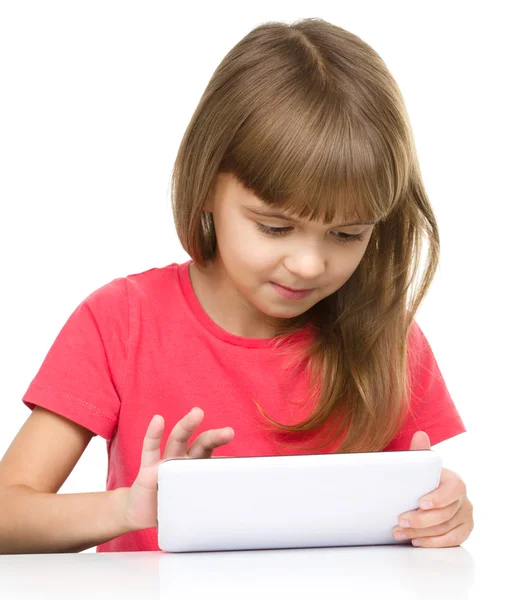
[188,260,282,339]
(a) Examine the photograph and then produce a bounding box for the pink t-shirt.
[21,260,466,552]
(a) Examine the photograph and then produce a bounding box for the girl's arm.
[0,406,131,554]
[0,484,130,554]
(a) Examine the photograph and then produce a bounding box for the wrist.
[112,487,138,534]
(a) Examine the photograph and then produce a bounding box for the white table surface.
[0,541,522,600]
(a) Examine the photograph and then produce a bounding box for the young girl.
[0,17,473,554]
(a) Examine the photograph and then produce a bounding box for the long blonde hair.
[171,18,440,453]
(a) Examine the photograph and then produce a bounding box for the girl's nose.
[284,252,326,280]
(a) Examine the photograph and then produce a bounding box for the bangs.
[224,89,408,226]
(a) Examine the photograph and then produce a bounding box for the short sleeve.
[384,320,466,451]
[21,277,130,440]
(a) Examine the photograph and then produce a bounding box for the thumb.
[409,430,431,451]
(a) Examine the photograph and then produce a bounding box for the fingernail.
[412,539,422,546]
[420,500,434,510]
[399,519,410,528]
[394,531,408,540]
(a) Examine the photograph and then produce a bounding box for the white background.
[0,0,525,569]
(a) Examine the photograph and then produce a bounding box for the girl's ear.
[203,175,219,212]
[203,195,214,212]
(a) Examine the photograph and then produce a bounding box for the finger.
[411,521,472,548]
[140,414,165,469]
[163,407,205,458]
[419,468,467,510]
[398,498,462,529]
[394,500,464,540]
[187,427,235,459]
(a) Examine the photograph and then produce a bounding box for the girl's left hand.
[392,431,474,548]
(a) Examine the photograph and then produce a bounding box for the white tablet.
[157,450,442,553]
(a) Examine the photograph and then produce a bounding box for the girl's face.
[202,172,376,327]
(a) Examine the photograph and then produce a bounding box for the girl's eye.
[254,222,364,243]
[331,231,364,244]
[254,222,292,236]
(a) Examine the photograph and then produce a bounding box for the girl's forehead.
[225,171,381,225]
[242,201,371,228]
[250,196,372,225]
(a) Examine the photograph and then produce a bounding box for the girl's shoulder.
[83,261,187,311]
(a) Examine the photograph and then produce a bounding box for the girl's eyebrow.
[242,206,376,227]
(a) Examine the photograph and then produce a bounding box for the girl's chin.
[257,301,312,320]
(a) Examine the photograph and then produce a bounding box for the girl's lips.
[270,282,314,300]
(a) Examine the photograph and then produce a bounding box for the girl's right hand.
[121,407,234,532]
